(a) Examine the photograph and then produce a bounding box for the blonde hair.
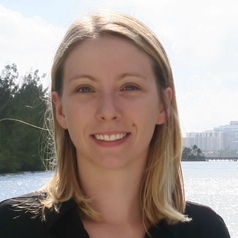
[44,10,189,225]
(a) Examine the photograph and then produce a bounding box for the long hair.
[44,10,189,225]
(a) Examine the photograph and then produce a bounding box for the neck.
[78,162,146,224]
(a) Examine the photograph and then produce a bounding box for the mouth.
[94,133,128,142]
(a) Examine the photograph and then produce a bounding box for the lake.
[0,161,237,238]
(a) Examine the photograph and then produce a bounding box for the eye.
[77,86,94,93]
[122,84,140,91]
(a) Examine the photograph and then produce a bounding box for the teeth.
[95,133,127,141]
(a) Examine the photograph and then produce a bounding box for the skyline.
[185,120,238,133]
[0,0,237,134]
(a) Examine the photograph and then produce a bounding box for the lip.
[91,132,130,147]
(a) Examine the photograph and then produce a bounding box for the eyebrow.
[69,72,147,82]
[119,73,147,80]
[69,74,97,82]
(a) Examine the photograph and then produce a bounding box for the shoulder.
[0,192,88,238]
[0,191,44,215]
[165,202,230,238]
[185,201,226,225]
[0,192,45,217]
[0,192,48,238]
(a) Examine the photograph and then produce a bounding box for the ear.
[156,87,173,125]
[52,91,68,129]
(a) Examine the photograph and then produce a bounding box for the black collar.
[43,197,177,238]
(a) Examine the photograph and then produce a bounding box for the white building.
[183,121,238,151]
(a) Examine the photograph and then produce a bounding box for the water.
[0,171,53,200]
[0,162,237,238]
[182,161,238,238]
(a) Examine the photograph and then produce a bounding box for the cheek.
[63,102,94,131]
[129,100,159,129]
[141,97,160,122]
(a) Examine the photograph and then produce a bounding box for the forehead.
[63,36,155,77]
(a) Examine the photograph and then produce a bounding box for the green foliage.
[0,64,49,173]
[182,145,206,161]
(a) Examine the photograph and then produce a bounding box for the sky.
[0,0,237,135]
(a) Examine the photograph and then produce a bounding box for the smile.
[94,133,127,141]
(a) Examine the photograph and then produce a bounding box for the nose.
[96,92,121,121]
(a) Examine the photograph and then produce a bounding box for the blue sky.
[0,0,237,134]
[0,0,84,26]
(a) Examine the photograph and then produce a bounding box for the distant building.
[183,121,238,152]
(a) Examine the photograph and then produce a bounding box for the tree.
[182,145,205,161]
[0,64,19,118]
[0,64,49,173]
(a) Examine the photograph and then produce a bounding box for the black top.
[0,192,230,238]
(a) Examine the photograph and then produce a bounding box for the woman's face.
[53,36,170,171]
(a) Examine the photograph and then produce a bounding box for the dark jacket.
[0,192,230,238]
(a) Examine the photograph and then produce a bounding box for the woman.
[0,10,230,238]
